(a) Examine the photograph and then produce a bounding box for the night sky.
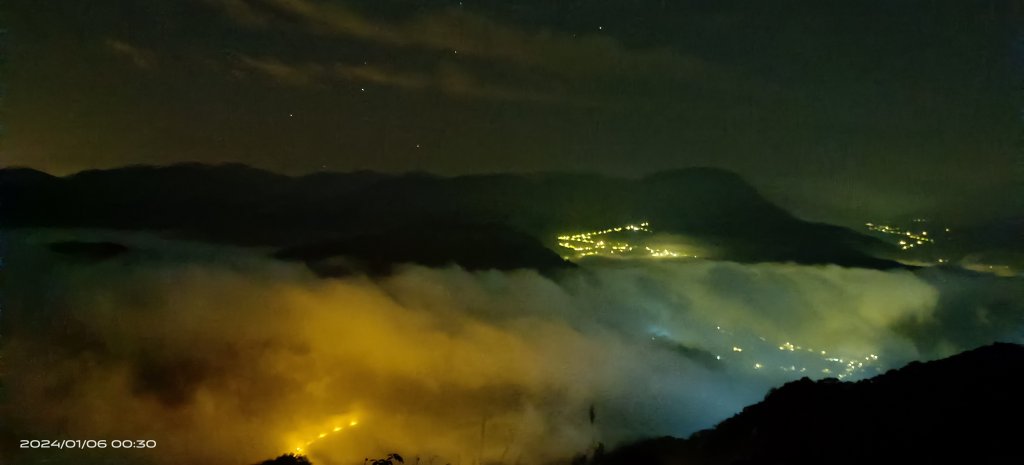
[3,0,1022,221]
[4,4,1024,464]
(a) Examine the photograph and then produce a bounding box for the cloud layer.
[4,231,1022,465]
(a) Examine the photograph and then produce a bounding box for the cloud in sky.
[5,0,1018,217]
[106,39,159,69]
[235,55,560,102]
[209,0,726,103]
[212,0,711,76]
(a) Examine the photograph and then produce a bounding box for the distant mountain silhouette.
[274,222,572,276]
[1,163,898,271]
[47,241,130,261]
[597,343,1024,465]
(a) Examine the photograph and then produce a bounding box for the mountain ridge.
[597,342,1024,465]
[0,163,899,270]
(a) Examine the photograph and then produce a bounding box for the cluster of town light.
[863,221,953,252]
[556,221,694,260]
[864,222,937,250]
[725,341,880,378]
[774,341,879,378]
[705,326,882,380]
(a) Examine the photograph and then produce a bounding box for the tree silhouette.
[254,453,313,465]
[366,453,405,465]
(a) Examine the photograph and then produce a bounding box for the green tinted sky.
[3,0,1022,222]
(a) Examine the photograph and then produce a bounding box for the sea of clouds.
[3,230,1022,465]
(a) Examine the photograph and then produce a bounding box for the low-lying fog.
[4,230,1022,465]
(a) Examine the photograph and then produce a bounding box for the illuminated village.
[556,221,695,260]
[864,221,941,251]
[693,326,883,380]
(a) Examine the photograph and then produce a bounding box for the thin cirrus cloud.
[235,55,564,102]
[106,39,159,69]
[211,0,724,102]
